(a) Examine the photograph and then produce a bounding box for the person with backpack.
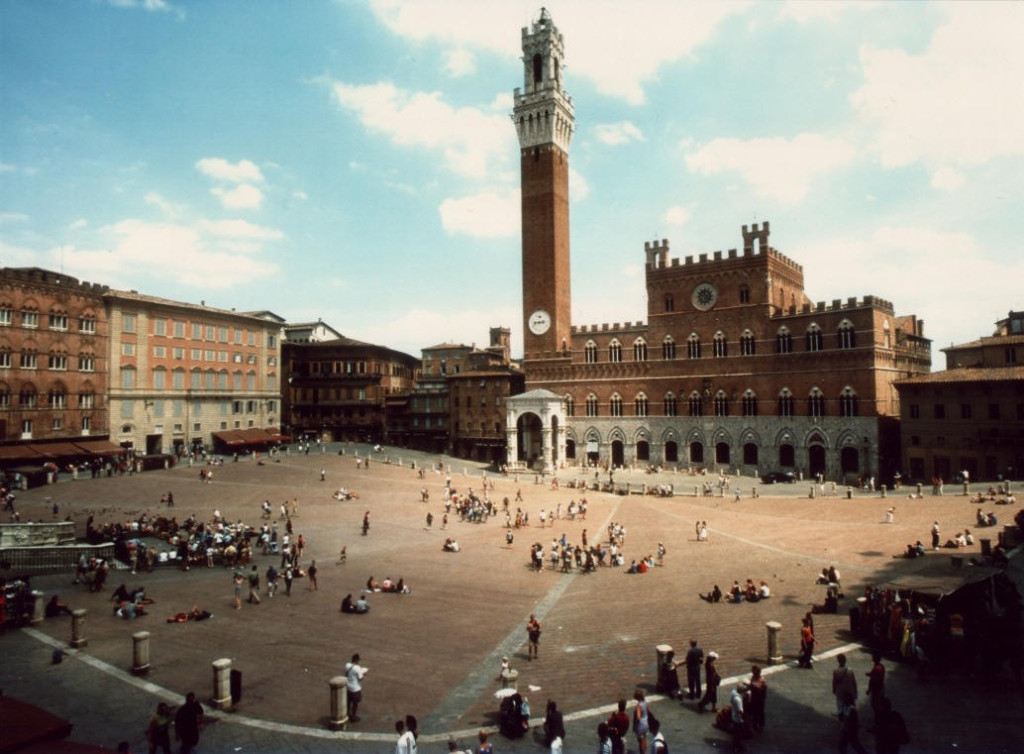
[650,715,668,753]
[606,698,629,754]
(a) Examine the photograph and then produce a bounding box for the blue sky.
[2,0,1022,360]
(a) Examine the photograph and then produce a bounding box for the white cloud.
[930,167,964,192]
[443,48,475,77]
[330,81,513,180]
[0,212,30,225]
[0,162,16,173]
[850,4,1024,171]
[66,218,281,290]
[439,190,518,238]
[685,134,856,204]
[796,225,1017,351]
[664,206,690,226]
[195,157,265,184]
[107,0,184,20]
[0,240,37,265]
[369,0,746,106]
[210,183,264,210]
[67,218,88,231]
[144,192,186,217]
[360,303,521,358]
[593,121,645,146]
[292,190,309,201]
[569,168,590,202]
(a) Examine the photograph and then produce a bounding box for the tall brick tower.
[513,8,574,359]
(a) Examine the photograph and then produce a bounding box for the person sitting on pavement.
[700,584,723,603]
[45,595,73,618]
[443,538,461,552]
[366,576,381,592]
[759,580,771,599]
[354,594,370,613]
[729,581,743,603]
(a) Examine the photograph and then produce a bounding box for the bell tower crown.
[512,8,575,154]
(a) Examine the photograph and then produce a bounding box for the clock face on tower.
[528,309,552,335]
[691,282,719,311]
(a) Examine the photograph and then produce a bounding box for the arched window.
[585,393,598,417]
[48,386,68,409]
[218,370,228,390]
[808,387,825,418]
[532,53,543,84]
[662,336,676,360]
[776,326,792,354]
[739,284,750,304]
[778,388,794,418]
[564,394,575,417]
[121,366,137,389]
[204,368,216,389]
[806,324,823,352]
[633,338,648,362]
[837,320,856,349]
[173,368,186,389]
[20,384,38,407]
[740,330,756,356]
[634,392,648,417]
[190,367,201,389]
[152,367,166,390]
[741,389,758,417]
[584,340,598,364]
[610,393,623,417]
[608,339,622,363]
[840,387,859,417]
[689,391,703,417]
[664,392,677,417]
[714,390,729,417]
[713,332,728,358]
[664,294,675,312]
[687,333,701,359]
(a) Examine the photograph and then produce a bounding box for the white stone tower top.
[512,8,575,153]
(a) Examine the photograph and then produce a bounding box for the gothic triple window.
[662,336,676,361]
[714,390,730,417]
[688,391,703,417]
[776,327,792,354]
[609,340,622,363]
[634,392,648,417]
[778,388,794,418]
[740,330,756,356]
[584,341,598,364]
[633,338,648,362]
[839,387,859,417]
[610,393,623,417]
[808,387,825,418]
[585,393,598,417]
[741,390,758,417]
[806,324,823,352]
[713,332,728,358]
[564,394,575,417]
[664,392,677,417]
[838,320,856,349]
[687,333,701,359]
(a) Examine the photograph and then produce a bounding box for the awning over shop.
[27,442,87,458]
[213,428,289,448]
[71,439,126,456]
[0,445,46,461]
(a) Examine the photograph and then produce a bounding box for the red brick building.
[0,267,113,464]
[508,11,931,482]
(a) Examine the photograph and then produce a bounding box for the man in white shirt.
[345,653,367,722]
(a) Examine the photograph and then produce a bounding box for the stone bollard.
[132,631,151,675]
[211,658,233,710]
[881,486,887,498]
[500,668,519,690]
[916,483,922,496]
[694,485,699,497]
[962,482,969,496]
[328,675,349,730]
[809,486,816,499]
[655,644,674,693]
[30,590,45,625]
[751,487,757,499]
[846,488,853,499]
[766,621,783,665]
[70,608,88,648]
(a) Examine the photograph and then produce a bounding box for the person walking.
[527,613,542,661]
[866,652,886,723]
[232,570,244,610]
[345,653,368,723]
[145,702,172,754]
[747,665,767,733]
[730,683,747,753]
[799,617,816,668]
[839,702,869,754]
[247,565,261,604]
[698,652,720,713]
[543,699,565,752]
[632,688,649,754]
[307,559,318,591]
[283,564,294,596]
[174,692,204,754]
[832,653,858,716]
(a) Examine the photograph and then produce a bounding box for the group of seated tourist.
[971,486,1016,505]
[815,565,841,587]
[700,579,771,603]
[904,541,927,558]
[976,509,998,527]
[340,593,370,614]
[944,529,975,548]
[364,575,410,594]
[442,538,460,552]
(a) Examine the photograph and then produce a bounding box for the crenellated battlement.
[1,266,109,294]
[644,221,802,273]
[571,321,647,335]
[771,294,895,318]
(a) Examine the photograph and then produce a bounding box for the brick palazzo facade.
[509,11,932,482]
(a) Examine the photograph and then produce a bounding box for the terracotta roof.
[106,289,273,323]
[896,366,1024,386]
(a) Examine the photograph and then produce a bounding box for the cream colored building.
[105,290,283,456]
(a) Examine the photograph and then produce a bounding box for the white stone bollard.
[211,658,233,709]
[132,631,151,675]
[766,621,783,665]
[328,676,348,730]
[30,590,45,625]
[70,608,88,648]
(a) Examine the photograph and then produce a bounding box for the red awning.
[69,439,125,456]
[27,442,86,458]
[0,444,44,461]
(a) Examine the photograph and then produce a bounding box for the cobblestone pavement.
[2,447,1022,752]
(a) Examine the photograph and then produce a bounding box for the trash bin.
[230,668,242,704]
[981,538,992,556]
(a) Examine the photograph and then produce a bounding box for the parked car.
[761,471,796,484]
